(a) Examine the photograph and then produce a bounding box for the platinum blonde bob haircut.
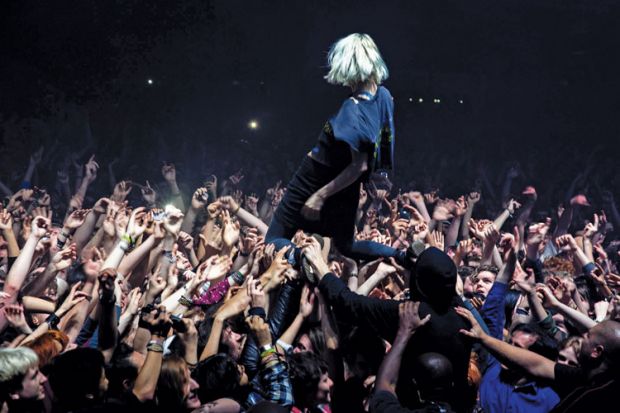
[0,348,38,383]
[324,33,389,87]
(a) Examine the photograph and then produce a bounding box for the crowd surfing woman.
[265,33,411,275]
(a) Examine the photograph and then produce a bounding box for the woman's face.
[557,341,581,367]
[182,366,201,409]
[315,373,333,404]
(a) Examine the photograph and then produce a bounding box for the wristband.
[230,271,245,285]
[260,343,274,353]
[119,240,130,252]
[232,205,241,215]
[260,348,277,358]
[121,233,135,246]
[178,295,193,307]
[162,250,176,264]
[146,342,164,353]
[46,313,61,330]
[276,339,292,352]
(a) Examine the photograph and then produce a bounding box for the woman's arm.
[303,149,368,220]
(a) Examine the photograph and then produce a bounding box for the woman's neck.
[352,81,377,96]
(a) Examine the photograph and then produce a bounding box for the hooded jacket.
[318,247,472,412]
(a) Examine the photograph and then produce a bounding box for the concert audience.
[0,145,619,413]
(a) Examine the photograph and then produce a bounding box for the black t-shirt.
[550,364,619,413]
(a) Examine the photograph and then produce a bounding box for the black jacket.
[318,248,473,412]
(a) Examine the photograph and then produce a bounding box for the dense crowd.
[0,147,619,413]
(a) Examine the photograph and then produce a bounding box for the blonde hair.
[0,347,38,384]
[324,33,389,87]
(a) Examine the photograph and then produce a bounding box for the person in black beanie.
[301,238,472,412]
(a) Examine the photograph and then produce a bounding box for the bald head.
[412,352,453,399]
[591,320,620,365]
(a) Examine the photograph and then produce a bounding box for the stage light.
[408,97,413,102]
[248,120,259,130]
[147,79,153,85]
[418,98,423,103]
[459,99,463,104]
[433,98,440,104]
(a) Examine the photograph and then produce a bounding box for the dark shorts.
[272,155,360,241]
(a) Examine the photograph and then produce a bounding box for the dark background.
[1,0,619,205]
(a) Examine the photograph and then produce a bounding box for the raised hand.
[526,221,550,246]
[247,276,266,309]
[112,181,132,202]
[191,187,209,210]
[198,255,233,281]
[535,284,560,309]
[51,243,77,271]
[455,306,486,340]
[218,196,239,213]
[240,227,259,256]
[245,315,271,347]
[125,207,148,239]
[424,190,439,205]
[177,231,195,252]
[506,199,522,215]
[0,209,13,231]
[31,216,51,239]
[92,197,110,215]
[244,193,259,214]
[69,193,84,211]
[556,234,579,251]
[3,304,31,333]
[56,282,91,317]
[83,155,99,184]
[455,196,468,217]
[141,181,157,206]
[467,191,481,204]
[29,147,44,167]
[398,301,431,337]
[299,284,316,318]
[64,209,90,230]
[432,199,456,221]
[301,237,329,277]
[228,170,244,186]
[163,205,184,237]
[221,210,240,248]
[429,230,445,251]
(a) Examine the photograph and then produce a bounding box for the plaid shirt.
[245,352,294,408]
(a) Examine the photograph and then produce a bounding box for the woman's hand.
[301,193,324,221]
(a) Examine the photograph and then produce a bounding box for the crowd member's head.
[106,343,141,400]
[578,320,620,370]
[324,33,388,88]
[471,265,499,298]
[24,330,69,371]
[288,352,333,409]
[293,325,325,355]
[0,348,47,406]
[193,354,248,404]
[410,247,457,308]
[411,352,454,405]
[48,348,108,411]
[557,336,582,367]
[156,355,201,411]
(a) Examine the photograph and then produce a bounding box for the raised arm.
[456,306,556,380]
